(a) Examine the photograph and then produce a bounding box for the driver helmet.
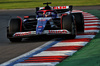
[45,12,51,17]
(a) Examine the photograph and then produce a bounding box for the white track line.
[33,51,77,56]
[84,18,97,19]
[85,22,100,25]
[84,20,100,22]
[85,30,99,32]
[76,35,95,38]
[53,42,88,47]
[84,16,95,17]
[14,62,59,66]
[85,26,100,28]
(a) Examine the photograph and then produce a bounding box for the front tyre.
[73,13,84,33]
[7,18,22,42]
[61,14,76,39]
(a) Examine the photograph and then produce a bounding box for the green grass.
[0,0,100,9]
[56,10,100,66]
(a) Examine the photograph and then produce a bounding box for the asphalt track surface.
[0,5,100,64]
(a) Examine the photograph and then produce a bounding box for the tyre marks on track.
[1,10,100,66]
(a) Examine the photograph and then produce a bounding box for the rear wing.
[36,5,73,12]
[53,6,72,10]
[53,6,73,13]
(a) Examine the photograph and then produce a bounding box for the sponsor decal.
[39,19,46,21]
[38,17,52,21]
[53,6,69,9]
[49,30,67,34]
[38,26,43,28]
[39,6,69,10]
[14,32,31,37]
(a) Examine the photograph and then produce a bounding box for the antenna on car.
[43,2,51,6]
[43,2,52,10]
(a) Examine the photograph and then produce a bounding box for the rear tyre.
[7,18,22,42]
[73,13,84,33]
[62,14,76,39]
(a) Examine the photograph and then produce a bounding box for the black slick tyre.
[73,13,84,33]
[7,18,22,42]
[62,14,76,39]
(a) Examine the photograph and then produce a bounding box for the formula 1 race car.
[7,2,84,42]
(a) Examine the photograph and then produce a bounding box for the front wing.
[13,30,71,37]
